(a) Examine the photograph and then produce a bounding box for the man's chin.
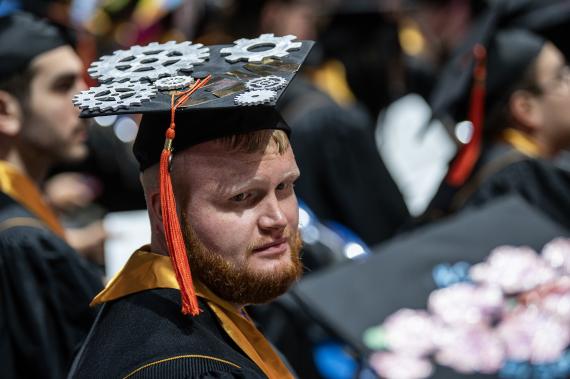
[248,249,293,270]
[60,145,88,163]
[210,256,302,305]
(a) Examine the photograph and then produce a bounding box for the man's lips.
[252,237,288,256]
[73,124,88,142]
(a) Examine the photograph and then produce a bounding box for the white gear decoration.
[155,75,195,90]
[245,75,287,91]
[235,90,277,106]
[221,34,302,63]
[72,81,157,112]
[88,41,209,83]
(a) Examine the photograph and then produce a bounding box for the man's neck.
[502,127,558,159]
[11,147,51,184]
[525,133,559,159]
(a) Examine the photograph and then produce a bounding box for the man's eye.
[276,182,294,191]
[231,193,249,202]
[52,80,75,93]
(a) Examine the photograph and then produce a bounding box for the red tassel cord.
[159,76,211,316]
[446,44,487,187]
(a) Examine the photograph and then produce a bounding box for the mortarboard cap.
[0,12,69,81]
[74,35,314,316]
[293,195,570,378]
[74,35,314,170]
[429,0,570,186]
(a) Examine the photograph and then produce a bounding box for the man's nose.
[72,78,88,115]
[258,196,287,231]
[77,77,88,92]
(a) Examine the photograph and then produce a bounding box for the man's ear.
[0,90,22,137]
[149,190,163,225]
[509,90,543,133]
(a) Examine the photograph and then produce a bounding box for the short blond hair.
[140,128,290,194]
[216,129,290,155]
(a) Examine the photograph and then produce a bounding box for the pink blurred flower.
[542,238,570,275]
[369,351,433,379]
[497,307,570,363]
[383,309,436,357]
[434,324,505,374]
[470,246,557,294]
[520,277,570,322]
[428,283,503,326]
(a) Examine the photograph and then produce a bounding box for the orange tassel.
[446,44,487,187]
[159,76,211,316]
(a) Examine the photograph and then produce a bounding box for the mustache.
[248,231,291,250]
[72,119,89,134]
[246,230,302,257]
[250,237,287,252]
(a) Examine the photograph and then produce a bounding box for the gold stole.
[0,161,65,237]
[93,249,295,379]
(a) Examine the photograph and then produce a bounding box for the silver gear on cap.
[220,34,302,63]
[155,75,195,90]
[245,75,287,91]
[235,89,277,106]
[72,81,157,112]
[87,41,209,83]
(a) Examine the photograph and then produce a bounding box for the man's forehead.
[0,12,69,82]
[537,43,565,70]
[30,45,82,77]
[176,143,297,186]
[183,142,293,167]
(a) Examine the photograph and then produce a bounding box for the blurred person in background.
[423,0,570,229]
[401,0,486,98]
[4,0,150,268]
[45,122,148,267]
[0,12,103,378]
[375,0,486,217]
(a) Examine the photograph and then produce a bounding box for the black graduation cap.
[292,195,570,378]
[0,12,69,81]
[429,0,570,186]
[74,35,314,316]
[74,35,314,171]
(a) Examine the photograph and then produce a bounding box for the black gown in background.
[0,192,102,379]
[424,141,570,230]
[465,157,570,230]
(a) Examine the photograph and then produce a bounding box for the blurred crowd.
[0,0,497,259]
[1,0,570,378]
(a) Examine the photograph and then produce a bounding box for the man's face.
[176,139,302,304]
[532,43,570,152]
[19,45,88,163]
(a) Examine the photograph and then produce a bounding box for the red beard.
[181,212,303,305]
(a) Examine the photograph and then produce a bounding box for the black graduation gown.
[68,288,268,378]
[281,78,410,247]
[464,157,570,230]
[0,192,102,379]
[422,142,570,230]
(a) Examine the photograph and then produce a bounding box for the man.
[423,0,570,228]
[69,36,313,378]
[0,12,103,378]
